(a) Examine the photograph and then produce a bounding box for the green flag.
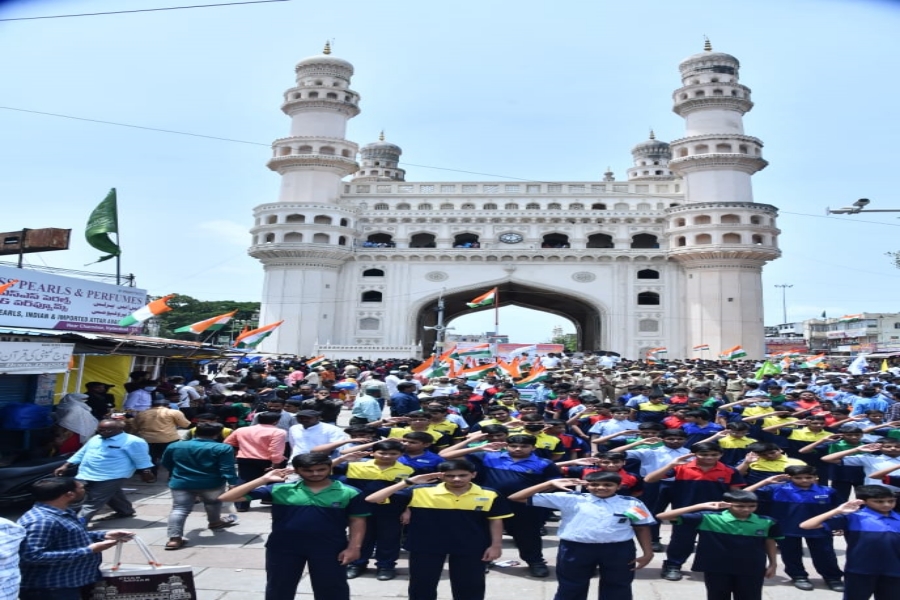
[753,360,782,380]
[85,188,120,263]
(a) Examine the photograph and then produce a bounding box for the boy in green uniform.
[656,490,781,600]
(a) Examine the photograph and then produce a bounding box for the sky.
[2,0,900,344]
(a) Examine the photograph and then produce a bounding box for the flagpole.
[115,232,121,286]
[494,288,499,359]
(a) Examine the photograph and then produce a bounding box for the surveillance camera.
[854,198,870,207]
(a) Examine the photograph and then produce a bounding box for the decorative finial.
[323,41,331,55]
[703,36,712,52]
[379,130,385,141]
[649,129,656,140]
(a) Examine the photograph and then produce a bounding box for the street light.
[826,198,900,214]
[774,284,792,325]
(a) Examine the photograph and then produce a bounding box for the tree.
[150,294,260,341]
[549,333,578,352]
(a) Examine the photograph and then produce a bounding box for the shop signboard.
[0,264,147,334]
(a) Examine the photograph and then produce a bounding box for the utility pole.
[774,284,793,325]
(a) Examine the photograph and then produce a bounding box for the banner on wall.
[0,265,147,334]
[0,342,75,374]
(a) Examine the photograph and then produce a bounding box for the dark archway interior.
[417,282,602,354]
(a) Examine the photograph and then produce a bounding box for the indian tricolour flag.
[515,364,549,387]
[118,294,175,327]
[800,353,826,369]
[838,314,864,323]
[497,357,522,379]
[693,344,710,352]
[466,288,497,308]
[720,345,747,360]
[306,355,327,368]
[459,363,497,379]
[413,355,446,379]
[458,343,493,358]
[646,347,667,360]
[233,320,284,349]
[174,310,237,334]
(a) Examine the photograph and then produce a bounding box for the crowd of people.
[5,352,900,600]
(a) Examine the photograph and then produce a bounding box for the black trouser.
[408,552,486,600]
[503,503,546,565]
[147,441,174,476]
[555,539,636,600]
[642,481,674,543]
[235,458,271,510]
[843,573,900,600]
[353,504,403,569]
[663,521,697,568]
[266,543,349,600]
[702,571,764,600]
[777,535,842,580]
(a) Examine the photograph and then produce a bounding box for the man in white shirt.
[540,353,561,369]
[385,370,403,396]
[288,410,348,458]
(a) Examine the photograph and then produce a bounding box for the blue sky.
[2,0,899,344]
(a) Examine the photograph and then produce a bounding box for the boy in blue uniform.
[800,485,900,600]
[656,491,781,600]
[219,452,368,600]
[332,440,415,581]
[508,472,655,600]
[745,466,844,591]
[364,459,512,600]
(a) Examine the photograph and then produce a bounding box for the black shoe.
[825,580,845,592]
[538,526,548,536]
[792,578,814,591]
[661,567,683,581]
[346,565,367,579]
[651,542,665,553]
[546,512,561,522]
[528,563,550,578]
[375,568,396,581]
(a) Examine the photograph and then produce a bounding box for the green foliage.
[887,251,900,270]
[549,333,578,352]
[150,294,260,340]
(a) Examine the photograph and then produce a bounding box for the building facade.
[248,42,781,359]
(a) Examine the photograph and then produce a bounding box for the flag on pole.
[458,343,493,358]
[799,353,826,369]
[838,314,864,323]
[174,310,238,334]
[847,355,868,375]
[779,356,792,372]
[515,365,550,387]
[413,355,446,379]
[85,188,121,264]
[506,344,537,361]
[646,347,667,360]
[754,361,782,379]
[497,357,521,379]
[693,344,710,352]
[0,279,18,295]
[306,355,327,369]
[234,321,284,349]
[466,288,497,309]
[459,363,496,379]
[118,294,175,327]
[882,359,889,373]
[821,311,827,319]
[720,345,747,360]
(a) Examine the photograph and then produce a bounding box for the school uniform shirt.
[716,436,757,467]
[530,492,655,543]
[589,418,641,441]
[530,432,566,460]
[823,507,900,577]
[743,456,808,484]
[398,451,445,474]
[333,459,415,498]
[627,446,690,478]
[396,482,513,555]
[752,482,839,537]
[380,426,451,449]
[682,422,724,446]
[288,422,349,458]
[561,466,643,496]
[246,479,370,549]
[678,511,782,575]
[634,402,668,423]
[466,452,562,496]
[661,461,745,508]
[842,454,900,491]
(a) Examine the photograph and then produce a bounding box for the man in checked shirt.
[17,478,134,600]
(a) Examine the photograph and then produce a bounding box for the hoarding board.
[0,265,147,334]
[0,342,75,374]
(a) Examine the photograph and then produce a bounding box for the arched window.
[359,317,380,330]
[715,143,731,153]
[630,234,659,249]
[752,234,764,244]
[283,232,303,243]
[453,233,480,248]
[338,236,347,246]
[639,319,659,332]
[312,233,329,243]
[614,203,630,210]
[265,215,278,224]
[637,203,652,210]
[721,214,740,224]
[548,203,562,210]
[298,145,313,153]
[675,218,686,227]
[505,203,519,210]
[676,236,686,247]
[696,233,712,244]
[410,233,436,248]
[264,233,275,243]
[362,268,385,277]
[278,147,291,156]
[587,233,614,249]
[308,91,319,98]
[374,203,389,210]
[591,203,607,210]
[361,291,382,303]
[483,203,497,210]
[365,233,395,247]
[285,214,305,223]
[693,215,711,225]
[314,215,333,225]
[326,92,338,99]
[418,203,433,210]
[340,218,349,227]
[722,233,742,244]
[637,269,659,280]
[750,216,762,225]
[695,144,710,154]
[461,203,476,210]
[637,291,660,306]
[542,233,569,248]
[396,203,410,210]
[440,203,455,210]
[526,203,541,210]
[319,146,335,155]
[569,203,584,210]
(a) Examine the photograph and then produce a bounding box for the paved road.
[2,477,848,599]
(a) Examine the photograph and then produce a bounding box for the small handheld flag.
[118,295,175,327]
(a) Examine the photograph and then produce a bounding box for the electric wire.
[0,0,290,22]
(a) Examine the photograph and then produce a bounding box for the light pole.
[827,198,900,215]
[774,284,793,325]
